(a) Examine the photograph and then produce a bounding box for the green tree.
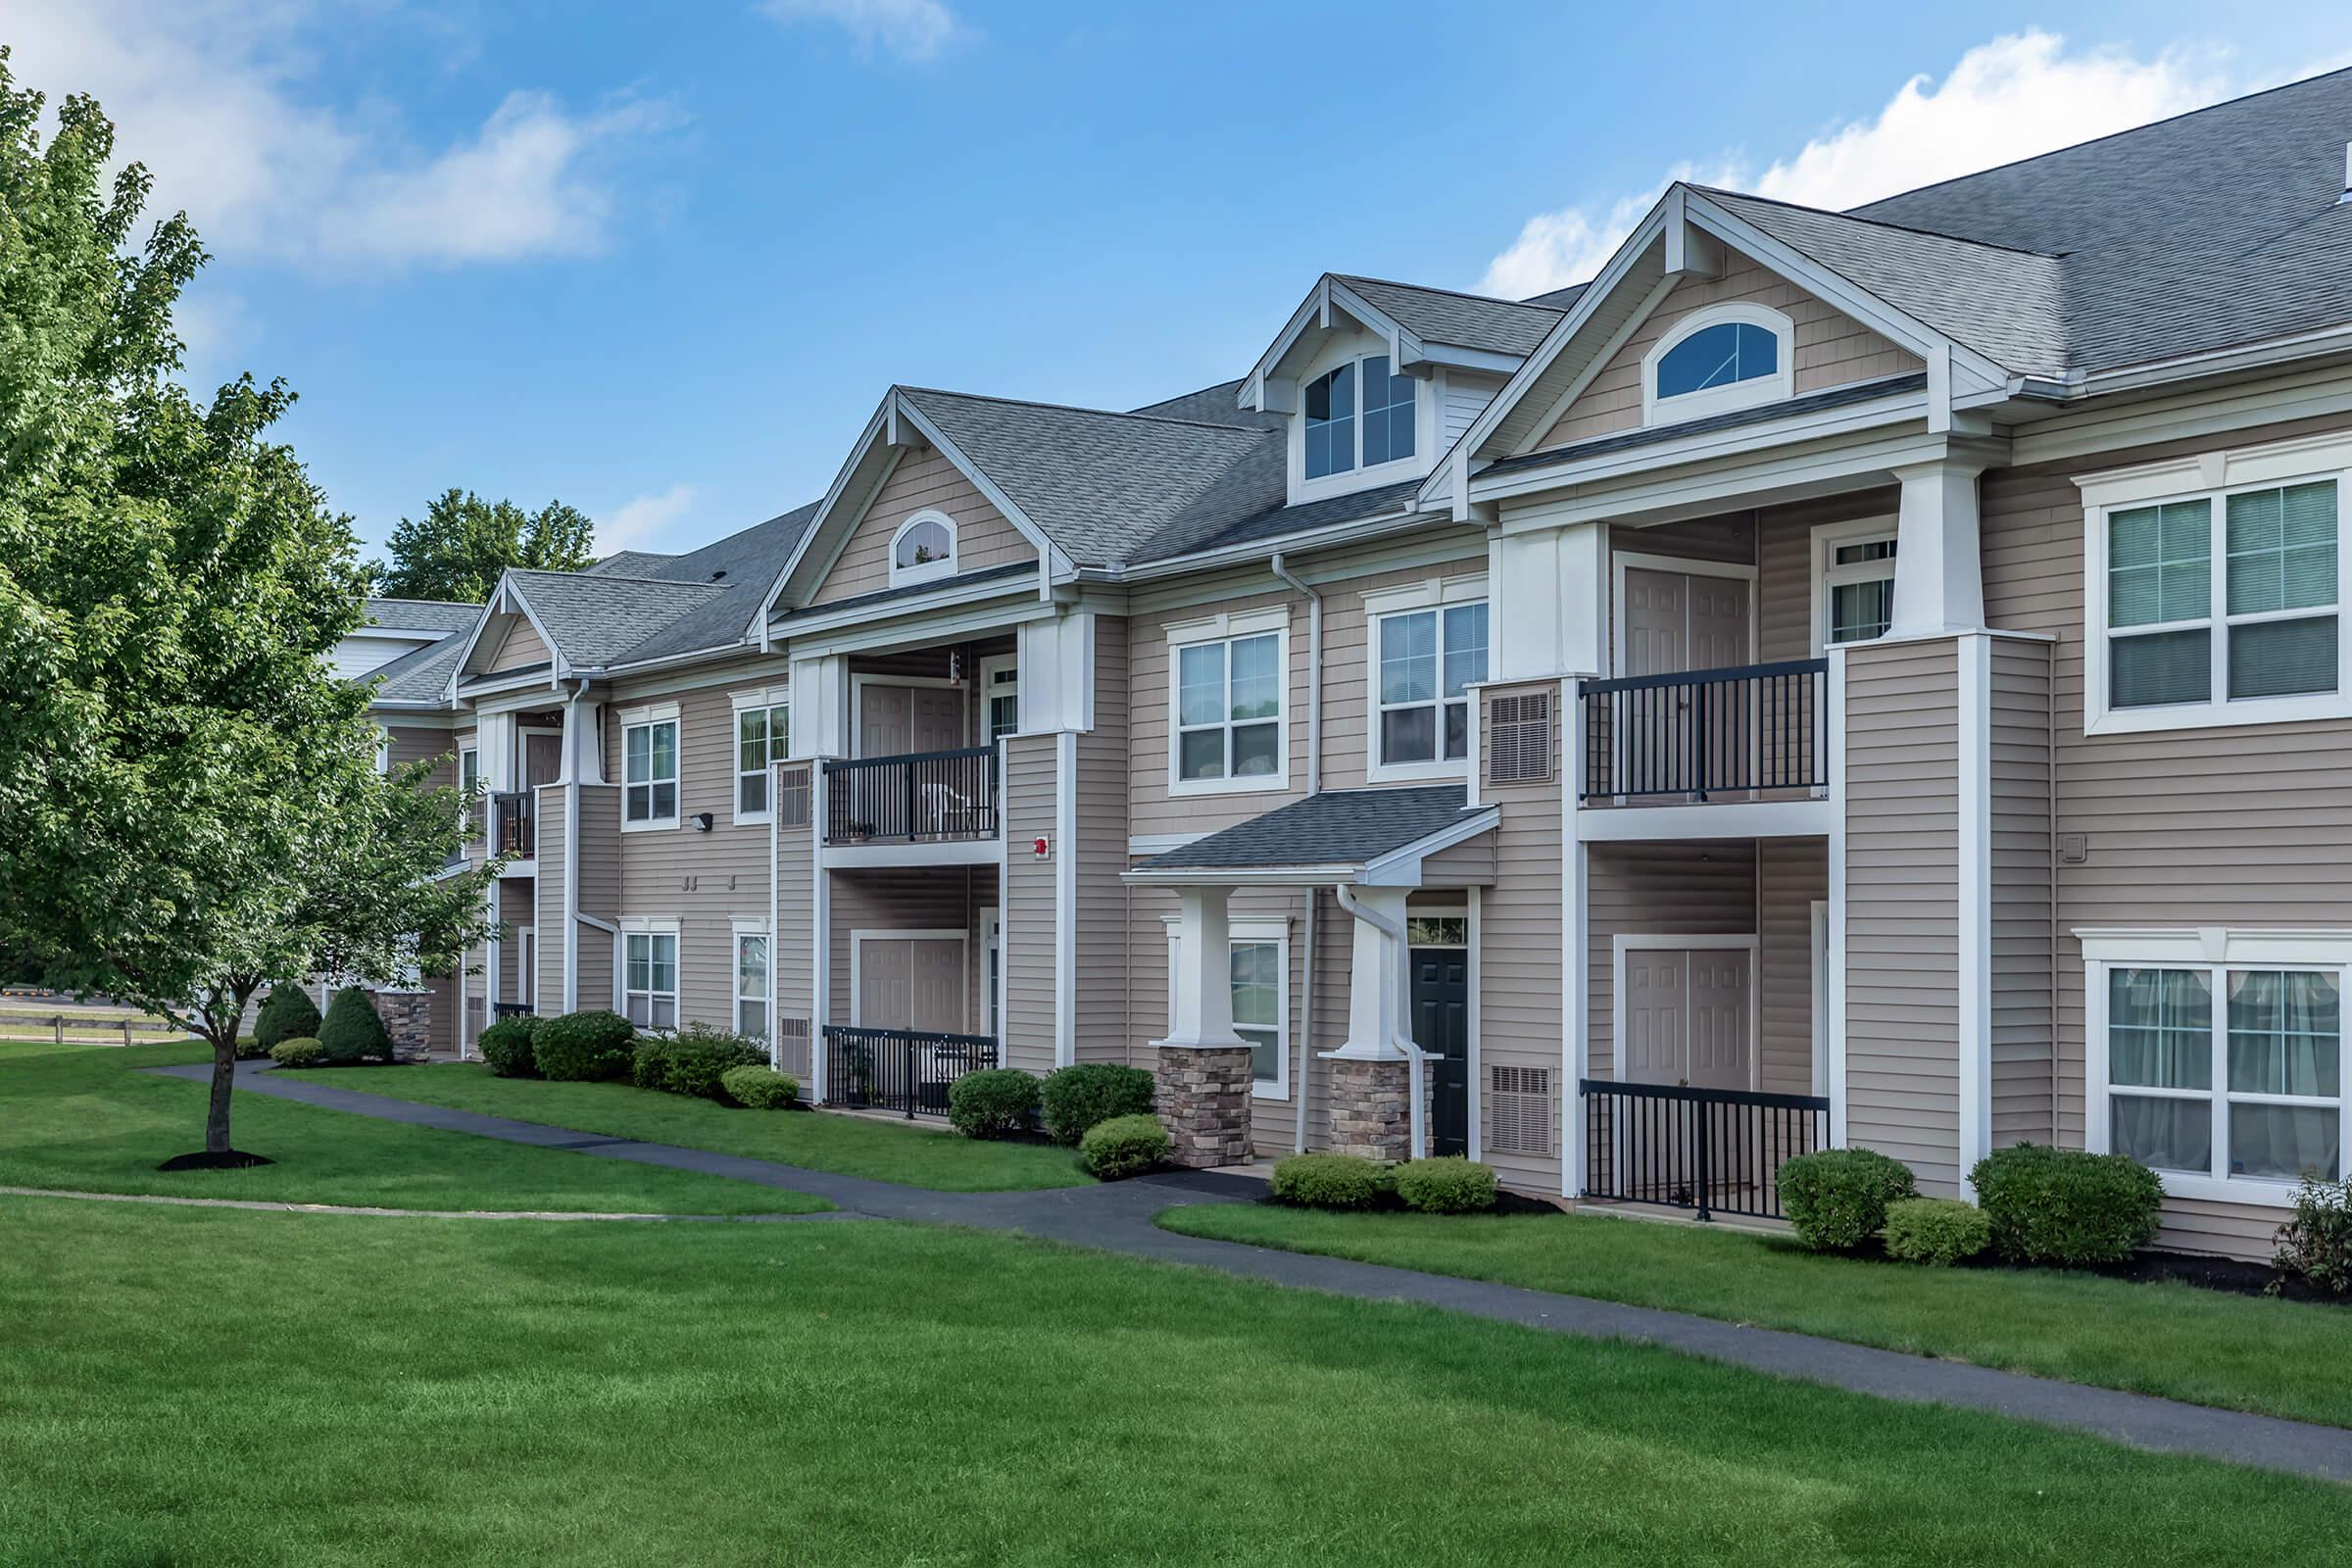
[369,490,596,602]
[0,56,503,1157]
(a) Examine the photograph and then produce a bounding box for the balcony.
[490,790,535,859]
[819,1025,1002,1117]
[822,747,999,849]
[1577,660,1832,838]
[1579,1079,1830,1222]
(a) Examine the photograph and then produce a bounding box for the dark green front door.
[1411,946,1470,1156]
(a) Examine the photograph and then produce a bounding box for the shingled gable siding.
[1841,636,1964,1194]
[1539,249,1921,450]
[1981,412,2352,1256]
[808,444,1037,608]
[485,618,551,674]
[1476,679,1564,1193]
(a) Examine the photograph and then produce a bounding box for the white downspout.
[562,678,591,1013]
[1335,884,1428,1161]
[1272,553,1323,1153]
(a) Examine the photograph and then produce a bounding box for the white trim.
[1956,632,1991,1198]
[847,929,971,1031]
[1162,913,1294,1100]
[980,906,1003,1041]
[1640,302,1794,426]
[1564,675,1586,1197]
[1290,340,1431,507]
[1129,832,1209,856]
[809,761,831,1099]
[1355,806,1502,887]
[1827,646,1849,1147]
[823,839,1003,870]
[729,692,791,825]
[1357,572,1491,618]
[1577,798,1834,842]
[1166,620,1292,798]
[1466,886,1484,1162]
[1163,606,1291,645]
[1607,934,1762,1093]
[1366,589,1491,784]
[1808,514,1901,656]
[618,706,682,833]
[1607,550,1759,675]
[887,509,958,589]
[1808,899,1830,1100]
[619,921,680,1031]
[977,654,1019,746]
[731,917,770,1042]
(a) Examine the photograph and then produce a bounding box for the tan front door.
[858,684,965,759]
[1621,945,1751,1089]
[1622,567,1750,677]
[523,732,562,787]
[856,937,966,1033]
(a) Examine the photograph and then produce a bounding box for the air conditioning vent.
[775,765,811,829]
[1489,1065,1552,1154]
[1488,693,1552,784]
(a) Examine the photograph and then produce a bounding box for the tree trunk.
[205,1031,237,1153]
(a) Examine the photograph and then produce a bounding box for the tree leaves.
[369,490,598,602]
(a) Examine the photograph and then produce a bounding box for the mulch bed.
[156,1151,275,1171]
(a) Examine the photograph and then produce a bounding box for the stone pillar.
[372,990,433,1062]
[1326,1057,1420,1161]
[1155,1044,1252,1168]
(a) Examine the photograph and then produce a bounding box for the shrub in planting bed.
[269,1036,324,1067]
[1395,1156,1498,1214]
[477,1016,540,1078]
[1883,1197,1991,1266]
[318,987,391,1066]
[532,1010,635,1082]
[1040,1063,1156,1146]
[1080,1114,1169,1179]
[948,1068,1040,1139]
[1970,1143,2163,1266]
[1271,1152,1391,1210]
[1779,1147,1918,1251]
[720,1065,799,1108]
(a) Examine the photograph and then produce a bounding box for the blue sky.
[13,2,2350,565]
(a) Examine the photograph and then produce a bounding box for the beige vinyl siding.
[774,765,814,1029]
[1475,680,1564,1192]
[486,618,550,673]
[1002,732,1058,1074]
[1586,842,1758,1083]
[575,786,620,1011]
[809,444,1036,607]
[1988,636,2057,1148]
[532,793,565,1013]
[386,725,457,789]
[1757,838,1827,1096]
[423,970,459,1055]
[1842,637,1963,1192]
[1421,835,1496,885]
[1540,250,1921,449]
[1074,619,1132,1061]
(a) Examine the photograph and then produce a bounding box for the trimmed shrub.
[2276,1176,2352,1295]
[948,1068,1040,1140]
[1395,1156,1499,1214]
[269,1036,324,1068]
[720,1064,799,1109]
[477,1016,540,1079]
[1883,1197,1991,1266]
[1970,1143,2163,1266]
[633,1023,766,1099]
[1080,1113,1170,1180]
[533,1009,635,1082]
[233,1035,270,1061]
[1040,1062,1156,1146]
[254,986,320,1050]
[1272,1152,1391,1211]
[1779,1147,1918,1251]
[318,986,390,1066]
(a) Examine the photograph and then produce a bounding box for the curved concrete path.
[140,1060,2352,1485]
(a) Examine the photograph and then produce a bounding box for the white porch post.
[1887,456,1989,637]
[809,757,832,1103]
[1155,884,1253,1169]
[1331,885,1412,1061]
[1163,886,1246,1050]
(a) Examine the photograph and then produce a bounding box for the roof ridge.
[1332,272,1567,315]
[367,596,480,609]
[1697,185,2064,258]
[511,567,731,591]
[901,384,1279,440]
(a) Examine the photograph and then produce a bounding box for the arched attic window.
[890,510,957,587]
[1641,303,1794,425]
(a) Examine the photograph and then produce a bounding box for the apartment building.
[360,72,2352,1258]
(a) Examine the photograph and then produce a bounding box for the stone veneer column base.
[1325,1056,1414,1161]
[1154,1043,1253,1168]
[371,991,433,1062]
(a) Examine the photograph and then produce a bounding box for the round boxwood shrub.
[477,1016,540,1078]
[233,1035,270,1061]
[1040,1062,1156,1146]
[254,985,320,1050]
[318,986,391,1066]
[269,1036,324,1068]
[1883,1197,1991,1266]
[1395,1156,1498,1214]
[1272,1152,1391,1210]
[1080,1113,1170,1180]
[633,1024,766,1099]
[948,1068,1040,1139]
[1778,1147,1918,1251]
[1969,1143,2162,1266]
[533,1009,635,1082]
[720,1064,799,1109]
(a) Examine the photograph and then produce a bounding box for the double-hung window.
[734,695,789,821]
[2082,437,2351,733]
[734,924,769,1040]
[622,706,679,827]
[1303,354,1417,481]
[1171,617,1285,791]
[1812,518,1899,651]
[1165,916,1290,1098]
[624,928,679,1029]
[2088,932,2349,1202]
[459,745,481,840]
[1375,602,1489,772]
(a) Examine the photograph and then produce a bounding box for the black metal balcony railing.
[490,790,535,858]
[1579,1079,1830,1221]
[821,1025,1001,1118]
[1580,659,1829,802]
[822,747,998,846]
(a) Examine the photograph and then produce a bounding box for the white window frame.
[458,744,481,841]
[373,725,392,775]
[1641,302,1795,426]
[1363,574,1490,783]
[980,907,1002,1039]
[1809,514,1900,656]
[1289,337,1433,506]
[888,509,958,589]
[732,917,769,1042]
[2078,432,2352,736]
[2082,927,2352,1207]
[978,655,1020,746]
[619,701,681,831]
[1164,913,1292,1100]
[729,686,790,825]
[1165,608,1290,798]
[620,916,681,1031]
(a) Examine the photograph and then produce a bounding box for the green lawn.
[1160,1202,2352,1429]
[276,1061,1093,1191]
[0,1042,823,1215]
[6,1197,2347,1565]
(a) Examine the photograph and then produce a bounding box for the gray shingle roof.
[1336,275,1565,357]
[361,630,468,704]
[768,561,1035,628]
[1134,476,1430,564]
[1129,378,1288,431]
[507,570,730,668]
[362,597,479,634]
[586,550,679,576]
[1136,785,1484,871]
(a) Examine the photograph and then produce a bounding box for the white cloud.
[758,0,965,63]
[596,484,700,556]
[1479,30,2249,299]
[5,0,675,269]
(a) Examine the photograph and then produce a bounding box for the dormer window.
[1642,304,1794,425]
[889,510,956,587]
[1304,354,1415,479]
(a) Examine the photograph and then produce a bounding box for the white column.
[1887,458,1988,637]
[1331,885,1412,1060]
[1160,886,1247,1050]
[562,690,605,785]
[1492,514,1608,681]
[809,758,832,1102]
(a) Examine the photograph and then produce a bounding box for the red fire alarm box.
[1032,835,1051,859]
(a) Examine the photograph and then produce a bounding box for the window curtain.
[2110,966,2212,1172]
[2227,969,2341,1180]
